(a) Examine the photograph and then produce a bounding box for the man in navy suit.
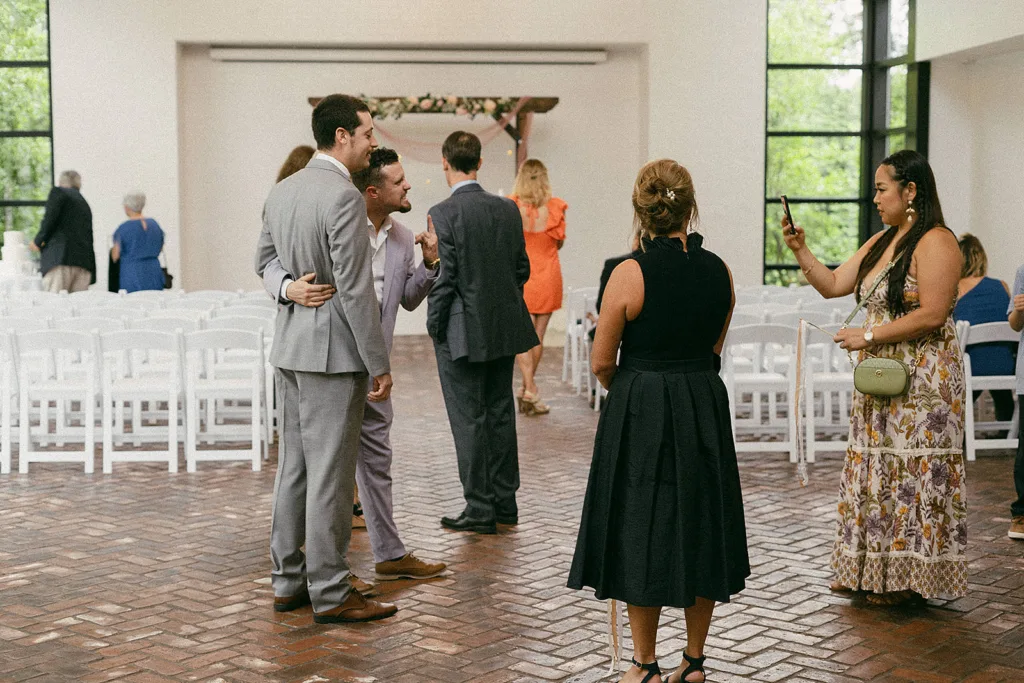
[427,131,538,534]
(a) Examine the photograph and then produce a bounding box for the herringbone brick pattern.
[1,336,1023,682]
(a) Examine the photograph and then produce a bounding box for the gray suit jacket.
[426,183,538,362]
[263,216,437,355]
[255,158,389,376]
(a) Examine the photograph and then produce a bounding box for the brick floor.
[1,335,1024,682]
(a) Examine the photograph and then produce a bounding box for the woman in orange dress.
[510,159,568,415]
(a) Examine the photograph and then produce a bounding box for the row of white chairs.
[723,319,1021,464]
[0,327,269,475]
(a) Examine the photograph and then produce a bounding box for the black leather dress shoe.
[496,513,518,525]
[440,512,497,534]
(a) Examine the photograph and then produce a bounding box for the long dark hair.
[854,150,947,318]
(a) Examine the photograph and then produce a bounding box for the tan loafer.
[313,590,397,624]
[374,553,447,581]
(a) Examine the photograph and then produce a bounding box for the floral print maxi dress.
[831,273,968,598]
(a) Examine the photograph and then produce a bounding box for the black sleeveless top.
[619,234,731,362]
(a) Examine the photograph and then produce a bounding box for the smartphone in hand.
[781,195,797,236]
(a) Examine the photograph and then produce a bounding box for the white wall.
[929,48,1024,284]
[917,0,1024,61]
[177,46,645,335]
[50,0,769,320]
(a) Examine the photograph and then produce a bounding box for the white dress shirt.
[368,216,392,307]
[451,179,480,194]
[314,152,351,178]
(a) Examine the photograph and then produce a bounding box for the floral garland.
[363,95,520,120]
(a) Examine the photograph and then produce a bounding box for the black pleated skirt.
[567,356,750,608]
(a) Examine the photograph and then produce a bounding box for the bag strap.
[842,249,906,328]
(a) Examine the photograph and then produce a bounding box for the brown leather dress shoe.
[313,590,397,624]
[273,588,311,613]
[350,573,377,597]
[374,553,447,581]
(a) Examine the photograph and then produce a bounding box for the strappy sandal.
[630,657,662,683]
[520,390,550,416]
[666,651,706,683]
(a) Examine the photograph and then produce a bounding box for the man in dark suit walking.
[30,170,95,292]
[427,131,539,534]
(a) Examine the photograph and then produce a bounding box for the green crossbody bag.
[842,251,913,398]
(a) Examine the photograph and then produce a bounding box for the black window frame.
[763,0,928,284]
[1,0,54,243]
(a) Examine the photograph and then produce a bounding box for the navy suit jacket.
[426,183,538,362]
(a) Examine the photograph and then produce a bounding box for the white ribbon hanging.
[607,599,623,674]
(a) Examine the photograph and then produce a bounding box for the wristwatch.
[863,329,874,344]
[426,257,440,270]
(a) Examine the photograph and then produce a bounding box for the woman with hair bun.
[510,159,568,415]
[782,149,967,606]
[276,145,316,183]
[568,160,749,683]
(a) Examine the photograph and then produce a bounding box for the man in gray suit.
[428,131,539,534]
[263,148,448,584]
[254,94,396,624]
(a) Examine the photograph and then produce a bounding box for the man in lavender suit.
[263,148,447,583]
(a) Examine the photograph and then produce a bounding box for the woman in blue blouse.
[954,233,1015,421]
[112,191,165,292]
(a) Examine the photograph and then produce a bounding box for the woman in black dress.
[568,159,749,683]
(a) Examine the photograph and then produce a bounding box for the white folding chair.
[73,307,135,322]
[802,324,854,462]
[210,305,276,322]
[237,291,276,306]
[99,330,182,473]
[185,290,238,302]
[204,316,275,454]
[562,286,597,392]
[770,310,834,327]
[14,329,98,473]
[723,324,799,462]
[183,329,264,472]
[226,296,277,310]
[962,321,1020,461]
[160,304,214,322]
[730,311,765,327]
[0,333,15,474]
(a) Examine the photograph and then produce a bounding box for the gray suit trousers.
[270,368,367,611]
[434,342,520,519]
[356,397,407,563]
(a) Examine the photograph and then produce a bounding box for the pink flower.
[483,99,497,113]
[420,98,434,109]
[455,107,468,116]
[446,95,459,105]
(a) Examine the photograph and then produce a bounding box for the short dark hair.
[442,131,481,174]
[351,148,401,193]
[312,94,369,150]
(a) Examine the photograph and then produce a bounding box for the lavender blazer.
[263,216,438,355]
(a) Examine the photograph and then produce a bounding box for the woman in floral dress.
[782,149,966,605]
